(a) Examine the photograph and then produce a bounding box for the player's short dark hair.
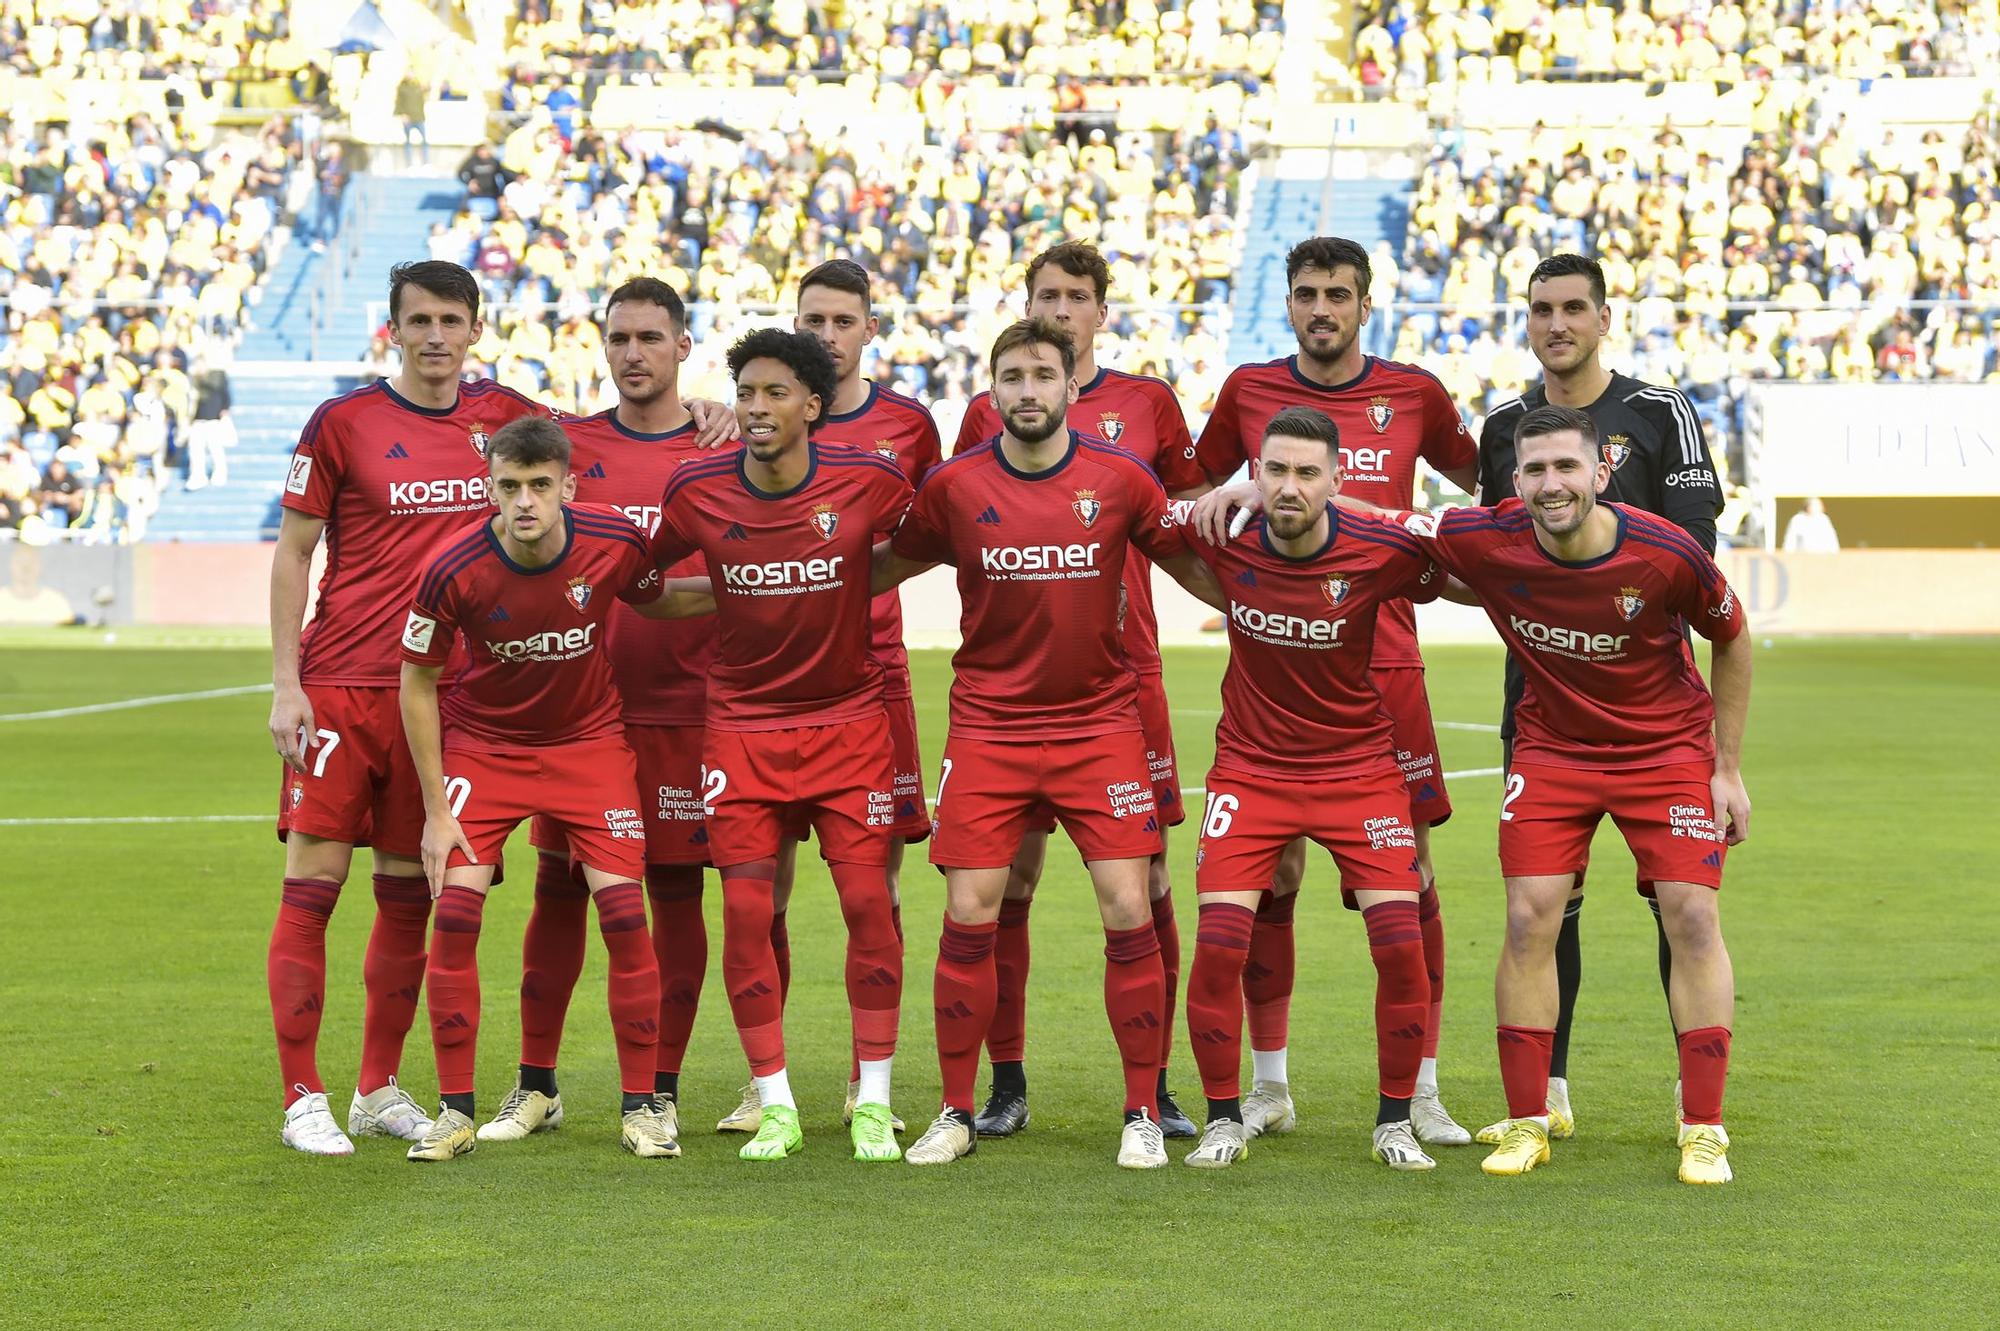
[1527,254,1607,308]
[1515,403,1600,458]
[1025,240,1109,304]
[1262,406,1341,457]
[487,416,571,471]
[988,317,1076,380]
[388,260,480,322]
[1285,236,1371,290]
[726,327,838,430]
[798,258,873,313]
[604,276,686,330]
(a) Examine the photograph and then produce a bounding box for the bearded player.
[1364,404,1750,1185]
[951,241,1211,1139]
[875,319,1226,1169]
[476,278,720,1156]
[1187,236,1477,1147]
[397,416,714,1162]
[1180,406,1446,1173]
[652,329,914,1163]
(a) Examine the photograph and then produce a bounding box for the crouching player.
[397,417,713,1162]
[1375,404,1751,1184]
[1181,407,1445,1172]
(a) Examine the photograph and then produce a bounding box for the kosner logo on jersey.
[721,555,844,592]
[979,542,1101,573]
[389,476,491,508]
[1507,615,1631,657]
[1229,601,1347,643]
[488,623,599,661]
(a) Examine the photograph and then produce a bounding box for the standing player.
[1189,236,1478,1147]
[1472,253,1727,1144]
[477,278,718,1156]
[1181,407,1444,1172]
[651,329,914,1164]
[263,261,548,1154]
[876,319,1226,1169]
[1377,404,1750,1184]
[397,416,712,1162]
[950,241,1211,1140]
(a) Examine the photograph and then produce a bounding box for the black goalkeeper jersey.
[1477,371,1726,744]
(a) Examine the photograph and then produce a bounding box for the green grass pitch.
[3,634,1996,1327]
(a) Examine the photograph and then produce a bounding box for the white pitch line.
[1437,721,1503,734]
[3,767,1512,829]
[0,683,272,723]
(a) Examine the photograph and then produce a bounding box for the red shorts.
[885,688,933,843]
[445,736,647,881]
[1136,672,1184,829]
[531,722,711,868]
[705,716,895,868]
[1499,760,1727,893]
[1195,765,1424,896]
[276,684,425,857]
[1372,666,1451,827]
[931,731,1163,869]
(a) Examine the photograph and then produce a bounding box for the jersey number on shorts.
[443,776,472,818]
[936,757,954,806]
[300,727,341,779]
[1201,792,1239,839]
[1500,773,1526,821]
[699,765,727,815]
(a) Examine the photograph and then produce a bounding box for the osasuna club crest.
[1323,573,1351,606]
[567,576,593,612]
[469,424,492,459]
[810,504,840,540]
[874,439,898,460]
[1603,433,1632,469]
[1366,396,1394,433]
[1097,412,1125,443]
[1072,489,1101,528]
[1613,585,1645,621]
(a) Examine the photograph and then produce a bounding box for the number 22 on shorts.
[1500,772,1526,821]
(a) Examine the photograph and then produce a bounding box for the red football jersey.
[1412,499,1746,770]
[1194,507,1443,781]
[652,443,913,732]
[1193,356,1476,668]
[400,504,658,750]
[893,432,1185,740]
[957,368,1204,677]
[285,378,548,685]
[812,381,943,696]
[565,410,715,727]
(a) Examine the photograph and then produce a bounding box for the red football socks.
[1103,923,1165,1117]
[1244,889,1297,1054]
[1152,890,1181,1072]
[1677,1026,1732,1125]
[720,859,785,1076]
[356,873,431,1095]
[645,865,705,1077]
[427,886,487,1098]
[1363,899,1428,1100]
[934,917,998,1115]
[594,881,660,1096]
[268,876,339,1104]
[1417,882,1446,1061]
[518,853,589,1074]
[987,897,1032,1064]
[1497,1024,1556,1119]
[831,861,902,1064]
[1186,901,1255,1101]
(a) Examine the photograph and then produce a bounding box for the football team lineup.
[244,240,1758,1184]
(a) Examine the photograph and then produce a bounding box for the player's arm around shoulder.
[268,508,327,769]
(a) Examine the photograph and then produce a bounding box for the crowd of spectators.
[1343,0,2000,98]
[1374,82,2000,482]
[0,103,312,540]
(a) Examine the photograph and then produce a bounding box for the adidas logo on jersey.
[1236,569,1258,587]
[583,461,607,479]
[1508,581,1533,600]
[975,505,1002,525]
[487,605,511,623]
[722,523,748,541]
[384,442,410,460]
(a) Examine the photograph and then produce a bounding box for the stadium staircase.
[1225,166,1412,367]
[150,176,464,541]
